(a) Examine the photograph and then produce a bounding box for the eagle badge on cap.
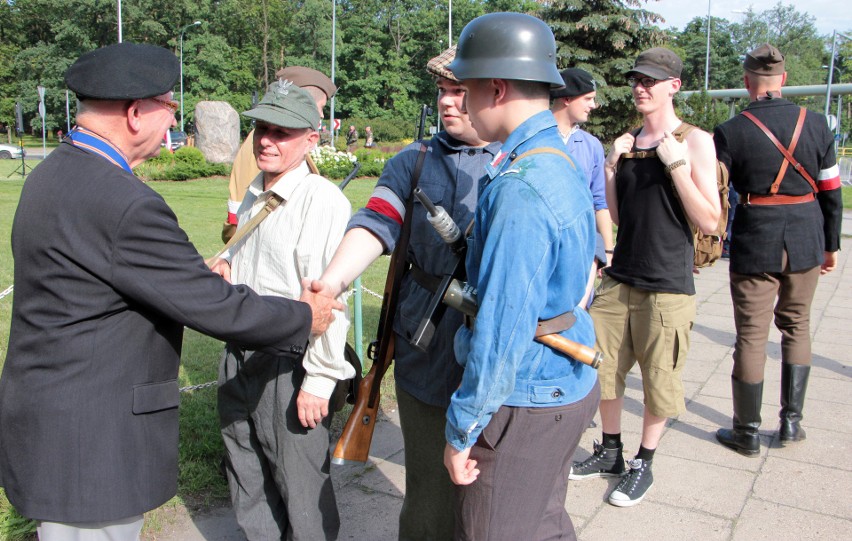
[274,79,294,95]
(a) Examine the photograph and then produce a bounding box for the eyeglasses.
[149,96,179,115]
[626,76,673,89]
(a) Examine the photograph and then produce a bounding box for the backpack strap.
[740,108,817,193]
[620,123,696,160]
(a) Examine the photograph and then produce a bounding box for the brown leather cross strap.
[208,192,284,262]
[740,108,818,194]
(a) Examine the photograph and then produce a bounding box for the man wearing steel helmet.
[575,48,719,507]
[443,13,600,540]
[314,46,499,540]
[207,81,352,540]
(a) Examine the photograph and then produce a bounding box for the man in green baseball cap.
[209,80,353,540]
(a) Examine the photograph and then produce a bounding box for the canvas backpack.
[619,123,730,268]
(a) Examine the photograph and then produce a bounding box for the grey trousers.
[455,381,600,541]
[37,515,143,541]
[218,346,339,541]
[397,385,456,541]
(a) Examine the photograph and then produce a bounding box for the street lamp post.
[179,21,202,133]
[704,0,711,92]
[824,31,851,118]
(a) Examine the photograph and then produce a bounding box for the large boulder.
[194,101,240,163]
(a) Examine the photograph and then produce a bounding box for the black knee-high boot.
[716,376,763,456]
[779,363,810,443]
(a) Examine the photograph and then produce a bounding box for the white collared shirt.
[230,161,353,398]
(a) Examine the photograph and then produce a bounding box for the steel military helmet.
[447,12,563,87]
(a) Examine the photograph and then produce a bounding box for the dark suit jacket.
[714,98,843,274]
[0,142,312,522]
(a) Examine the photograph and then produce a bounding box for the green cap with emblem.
[243,79,320,129]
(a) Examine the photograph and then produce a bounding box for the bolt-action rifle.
[331,144,429,465]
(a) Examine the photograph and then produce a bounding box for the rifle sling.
[367,142,429,405]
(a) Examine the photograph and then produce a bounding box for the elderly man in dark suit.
[0,42,342,540]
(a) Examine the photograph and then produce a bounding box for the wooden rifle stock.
[331,144,428,466]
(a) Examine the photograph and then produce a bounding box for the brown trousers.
[455,381,600,541]
[730,251,821,383]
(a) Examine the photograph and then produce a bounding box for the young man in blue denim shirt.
[443,13,600,540]
[316,47,499,540]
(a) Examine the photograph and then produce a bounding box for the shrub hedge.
[134,147,230,181]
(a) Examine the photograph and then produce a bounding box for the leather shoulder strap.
[208,192,284,262]
[509,146,576,170]
[740,108,817,193]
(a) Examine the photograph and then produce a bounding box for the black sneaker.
[608,458,653,507]
[569,440,625,480]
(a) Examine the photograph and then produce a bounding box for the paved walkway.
[157,215,852,541]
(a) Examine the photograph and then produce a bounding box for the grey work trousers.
[218,346,339,541]
[455,381,600,541]
[397,384,456,541]
[37,515,144,541]
[730,251,821,383]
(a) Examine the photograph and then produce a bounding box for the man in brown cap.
[0,42,341,540]
[223,66,337,242]
[714,44,842,456]
[311,45,499,540]
[209,82,351,540]
[574,47,720,507]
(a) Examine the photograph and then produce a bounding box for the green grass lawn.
[0,164,386,539]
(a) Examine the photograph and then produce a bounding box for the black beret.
[65,42,180,100]
[550,68,596,98]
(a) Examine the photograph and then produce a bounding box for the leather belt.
[740,192,815,206]
[535,311,576,337]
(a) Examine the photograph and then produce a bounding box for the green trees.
[0,0,846,142]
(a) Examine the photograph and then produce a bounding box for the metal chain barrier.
[0,285,13,300]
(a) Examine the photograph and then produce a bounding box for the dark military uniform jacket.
[0,141,311,522]
[714,98,842,274]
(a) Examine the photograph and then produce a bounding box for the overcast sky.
[648,0,852,37]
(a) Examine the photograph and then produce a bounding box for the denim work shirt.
[348,133,500,408]
[446,111,598,451]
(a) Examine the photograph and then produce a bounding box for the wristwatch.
[665,159,687,173]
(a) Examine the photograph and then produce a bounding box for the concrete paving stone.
[796,396,852,432]
[824,294,852,308]
[685,341,732,363]
[752,456,850,518]
[696,370,734,399]
[677,393,780,430]
[565,475,620,523]
[822,304,852,320]
[661,418,768,472]
[681,358,721,383]
[814,327,852,345]
[765,426,852,472]
[813,314,852,332]
[801,373,852,404]
[337,486,401,541]
[690,321,737,347]
[578,500,732,541]
[694,300,735,317]
[648,454,756,518]
[732,499,852,541]
[342,450,406,497]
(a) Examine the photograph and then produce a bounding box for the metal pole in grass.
[338,162,364,362]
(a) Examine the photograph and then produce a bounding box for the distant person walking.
[346,125,358,150]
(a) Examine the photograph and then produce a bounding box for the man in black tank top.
[573,48,721,508]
